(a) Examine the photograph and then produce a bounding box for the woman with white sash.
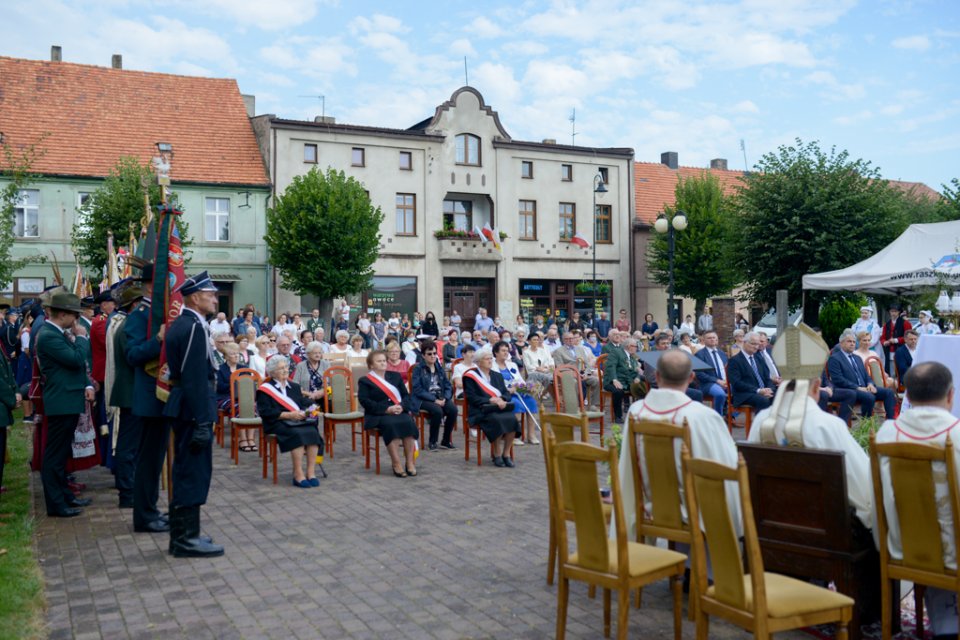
[358,350,419,478]
[463,350,518,468]
[255,356,323,488]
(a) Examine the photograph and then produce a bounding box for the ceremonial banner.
[151,206,186,401]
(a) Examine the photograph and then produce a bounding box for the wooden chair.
[682,449,854,639]
[322,366,364,460]
[869,433,960,640]
[739,442,886,640]
[550,436,686,640]
[628,415,697,620]
[228,368,263,467]
[462,392,515,466]
[724,363,754,438]
[865,356,896,418]
[553,364,605,441]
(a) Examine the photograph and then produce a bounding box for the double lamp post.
[654,210,688,330]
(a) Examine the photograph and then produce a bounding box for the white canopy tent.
[802,220,960,294]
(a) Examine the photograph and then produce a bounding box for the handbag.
[481,401,515,414]
[280,416,319,429]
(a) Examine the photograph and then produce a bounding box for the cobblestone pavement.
[33,422,813,639]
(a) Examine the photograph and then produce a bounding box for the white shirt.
[522,345,555,371]
[209,319,231,334]
[705,348,726,381]
[248,353,266,377]
[752,393,874,530]
[852,318,882,348]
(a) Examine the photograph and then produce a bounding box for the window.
[519,200,537,240]
[399,151,412,170]
[443,200,473,232]
[205,197,230,242]
[396,193,416,236]
[455,133,481,166]
[76,191,93,234]
[561,164,573,181]
[598,167,609,184]
[351,147,365,167]
[521,160,533,179]
[559,202,576,241]
[304,143,317,163]
[14,189,39,238]
[595,205,612,244]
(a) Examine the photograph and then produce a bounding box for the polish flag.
[474,226,487,243]
[481,224,497,243]
[571,233,591,248]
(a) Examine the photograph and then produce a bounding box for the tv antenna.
[740,138,749,172]
[298,95,325,119]
[464,57,469,85]
[569,108,578,145]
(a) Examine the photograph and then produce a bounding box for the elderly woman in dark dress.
[255,356,323,488]
[358,349,419,478]
[463,349,518,468]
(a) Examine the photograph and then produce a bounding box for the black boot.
[168,506,185,555]
[170,506,223,558]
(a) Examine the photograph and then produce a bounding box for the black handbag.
[280,416,319,429]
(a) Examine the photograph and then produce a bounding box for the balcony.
[435,231,504,262]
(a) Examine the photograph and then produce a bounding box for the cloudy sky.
[3,0,958,191]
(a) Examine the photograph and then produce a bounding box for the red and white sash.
[258,381,300,413]
[367,372,402,405]
[464,369,502,398]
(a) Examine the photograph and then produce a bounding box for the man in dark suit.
[894,330,919,383]
[695,329,729,415]
[0,334,21,494]
[35,291,94,517]
[727,331,775,411]
[602,330,634,423]
[109,283,145,512]
[818,369,857,423]
[828,329,896,418]
[163,271,224,557]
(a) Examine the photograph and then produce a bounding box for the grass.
[0,410,46,640]
[850,415,882,452]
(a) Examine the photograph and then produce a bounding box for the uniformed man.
[163,271,223,557]
[124,264,172,533]
[108,283,145,510]
[34,291,94,517]
[0,326,21,495]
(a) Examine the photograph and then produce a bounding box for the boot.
[169,506,224,558]
[168,506,186,555]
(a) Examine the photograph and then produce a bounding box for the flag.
[151,206,186,402]
[492,227,503,251]
[473,226,487,244]
[481,223,496,244]
[571,233,591,249]
[71,265,84,298]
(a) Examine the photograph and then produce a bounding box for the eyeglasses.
[269,338,277,342]
[424,351,437,356]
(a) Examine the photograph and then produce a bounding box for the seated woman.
[358,350,419,478]
[854,331,896,390]
[493,340,539,444]
[385,341,411,381]
[463,349,519,468]
[255,356,323,488]
[584,330,602,357]
[329,330,351,355]
[234,334,251,366]
[293,341,331,403]
[410,340,457,451]
[216,343,257,452]
[347,333,369,365]
[727,329,745,358]
[452,343,477,399]
[443,329,460,362]
[249,335,270,378]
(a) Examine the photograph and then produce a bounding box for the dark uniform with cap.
[163,271,223,557]
[109,283,145,512]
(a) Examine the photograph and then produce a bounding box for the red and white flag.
[571,233,591,248]
[473,226,487,243]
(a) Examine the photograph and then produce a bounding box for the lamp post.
[654,210,688,330]
[592,173,608,326]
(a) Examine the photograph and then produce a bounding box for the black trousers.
[169,418,212,509]
[133,415,170,526]
[42,413,79,514]
[113,409,142,505]
[0,424,7,491]
[421,401,457,445]
[607,387,627,421]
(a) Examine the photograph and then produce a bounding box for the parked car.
[752,307,803,342]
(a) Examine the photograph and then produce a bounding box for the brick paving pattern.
[33,423,811,639]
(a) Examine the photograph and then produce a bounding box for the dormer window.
[455,133,481,166]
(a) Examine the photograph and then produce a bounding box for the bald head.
[656,349,692,389]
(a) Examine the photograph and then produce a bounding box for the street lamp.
[592,173,608,326]
[653,210,688,330]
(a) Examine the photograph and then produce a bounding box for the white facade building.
[253,87,634,329]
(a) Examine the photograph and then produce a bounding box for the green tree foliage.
[818,296,862,347]
[0,140,48,287]
[941,178,960,220]
[266,167,384,304]
[71,156,190,278]
[647,172,739,319]
[732,139,902,312]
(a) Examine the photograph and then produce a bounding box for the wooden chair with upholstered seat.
[322,366,364,460]
[682,448,854,639]
[869,433,960,640]
[553,364,605,442]
[462,392,515,466]
[550,435,686,640]
[227,368,263,467]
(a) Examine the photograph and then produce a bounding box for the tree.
[265,167,384,321]
[0,139,48,288]
[731,139,902,319]
[71,156,190,277]
[647,172,739,320]
[941,178,960,220]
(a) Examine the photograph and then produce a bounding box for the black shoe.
[502,456,515,468]
[118,500,134,509]
[428,442,438,451]
[67,497,92,507]
[439,441,456,450]
[48,507,83,518]
[134,519,171,533]
[493,456,505,468]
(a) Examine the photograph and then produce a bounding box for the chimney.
[314,115,336,124]
[660,151,678,170]
[51,46,62,62]
[111,54,122,69]
[541,138,557,145]
[710,158,728,171]
[242,94,256,118]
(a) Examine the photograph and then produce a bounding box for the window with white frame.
[205,197,230,242]
[76,191,93,234]
[14,189,39,238]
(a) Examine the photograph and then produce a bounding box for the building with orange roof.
[0,49,271,313]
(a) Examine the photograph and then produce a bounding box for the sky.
[3,0,959,192]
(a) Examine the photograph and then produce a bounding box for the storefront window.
[364,276,418,318]
[519,279,611,325]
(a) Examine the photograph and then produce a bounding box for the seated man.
[603,331,638,424]
[728,331,775,411]
[643,334,703,402]
[695,329,728,415]
[828,329,895,418]
[894,329,918,382]
[817,369,857,424]
[876,362,960,638]
[551,331,600,408]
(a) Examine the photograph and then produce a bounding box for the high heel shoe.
[393,467,407,478]
[405,466,418,477]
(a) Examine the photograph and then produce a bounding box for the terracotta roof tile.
[0,56,269,186]
[887,179,942,201]
[634,161,746,224]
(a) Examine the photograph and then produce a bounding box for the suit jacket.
[358,371,412,429]
[894,346,914,379]
[163,309,216,424]
[110,312,135,409]
[409,362,453,412]
[124,303,165,418]
[463,369,512,426]
[35,322,91,416]
[603,344,634,389]
[728,351,772,406]
[0,352,17,427]
[827,350,870,391]
[695,347,728,387]
[552,344,595,369]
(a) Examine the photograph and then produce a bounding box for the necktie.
[711,349,723,380]
[848,354,864,386]
[748,355,764,386]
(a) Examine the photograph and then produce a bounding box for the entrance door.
[453,292,478,330]
[444,277,495,332]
